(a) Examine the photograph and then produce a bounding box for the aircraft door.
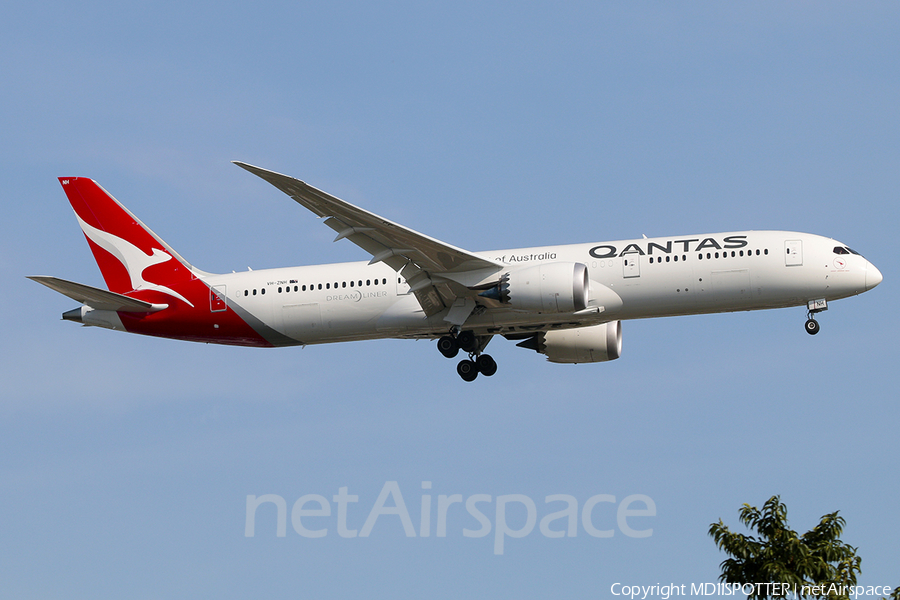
[281,303,322,341]
[785,240,803,266]
[623,256,641,278]
[210,285,227,312]
[396,275,410,295]
[711,269,751,307]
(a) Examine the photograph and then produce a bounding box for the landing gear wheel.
[457,359,478,382]
[437,335,460,358]
[457,330,477,353]
[476,354,497,377]
[805,318,820,335]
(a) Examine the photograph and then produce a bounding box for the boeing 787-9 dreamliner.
[30,162,883,381]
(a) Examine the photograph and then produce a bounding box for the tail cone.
[62,307,83,323]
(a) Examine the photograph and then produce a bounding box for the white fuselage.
[204,230,878,347]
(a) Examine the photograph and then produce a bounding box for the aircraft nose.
[866,261,883,291]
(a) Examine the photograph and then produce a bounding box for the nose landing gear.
[437,330,497,381]
[805,316,821,335]
[805,298,827,336]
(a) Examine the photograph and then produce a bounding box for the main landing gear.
[437,330,497,382]
[805,298,827,336]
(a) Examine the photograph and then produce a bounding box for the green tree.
[709,496,861,599]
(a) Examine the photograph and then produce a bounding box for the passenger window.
[252,289,257,296]
[244,290,248,296]
[342,281,347,288]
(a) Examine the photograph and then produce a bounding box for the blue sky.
[2,2,898,598]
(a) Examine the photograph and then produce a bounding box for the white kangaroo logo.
[76,213,195,308]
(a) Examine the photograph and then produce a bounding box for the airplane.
[30,162,883,381]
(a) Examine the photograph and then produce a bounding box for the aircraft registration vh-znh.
[30,162,883,382]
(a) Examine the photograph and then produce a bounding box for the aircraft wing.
[28,276,166,312]
[234,162,504,317]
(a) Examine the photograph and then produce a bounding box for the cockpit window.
[834,246,864,257]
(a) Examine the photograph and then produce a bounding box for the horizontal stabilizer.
[27,276,167,312]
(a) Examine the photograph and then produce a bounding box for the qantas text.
[589,236,748,259]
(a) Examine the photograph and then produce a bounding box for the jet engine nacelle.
[487,262,589,314]
[518,321,622,363]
